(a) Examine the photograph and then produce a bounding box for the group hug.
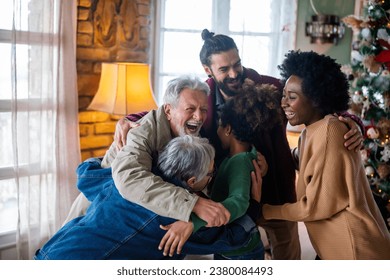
[34,29,390,260]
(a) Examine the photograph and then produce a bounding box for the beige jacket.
[101,106,199,221]
[263,115,390,259]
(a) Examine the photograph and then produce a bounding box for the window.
[0,1,79,261]
[153,0,297,104]
[0,1,55,234]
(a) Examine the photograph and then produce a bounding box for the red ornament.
[375,50,390,70]
[366,126,380,139]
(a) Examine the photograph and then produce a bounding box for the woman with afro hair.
[262,50,390,259]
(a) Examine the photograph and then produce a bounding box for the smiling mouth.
[285,112,295,120]
[186,122,201,133]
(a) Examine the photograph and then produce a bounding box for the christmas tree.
[342,0,390,228]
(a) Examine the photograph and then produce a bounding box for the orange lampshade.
[87,62,157,115]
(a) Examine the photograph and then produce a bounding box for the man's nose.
[228,68,238,79]
[193,109,203,122]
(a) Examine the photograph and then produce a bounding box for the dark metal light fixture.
[305,0,345,45]
[306,14,345,45]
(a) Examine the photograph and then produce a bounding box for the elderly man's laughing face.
[164,88,208,137]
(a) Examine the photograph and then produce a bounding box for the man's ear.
[187,176,196,187]
[203,65,212,77]
[164,104,172,121]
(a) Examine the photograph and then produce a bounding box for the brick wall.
[76,0,153,160]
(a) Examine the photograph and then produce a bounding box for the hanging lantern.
[305,14,345,45]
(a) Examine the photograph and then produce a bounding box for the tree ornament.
[368,141,377,149]
[361,98,371,118]
[377,163,390,178]
[367,126,380,139]
[362,86,369,96]
[369,175,380,186]
[365,165,376,176]
[375,50,390,70]
[351,50,363,62]
[361,149,370,164]
[377,118,390,139]
[342,15,364,33]
[341,64,353,74]
[363,55,382,73]
[377,28,389,39]
[380,145,390,162]
[352,92,364,104]
[361,28,372,41]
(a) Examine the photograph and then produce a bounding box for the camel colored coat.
[263,115,390,259]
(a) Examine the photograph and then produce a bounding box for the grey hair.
[163,75,210,107]
[157,135,215,188]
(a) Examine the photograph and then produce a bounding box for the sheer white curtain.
[269,0,297,77]
[11,0,80,259]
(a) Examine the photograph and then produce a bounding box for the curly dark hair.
[277,50,350,115]
[219,79,284,147]
[199,29,238,67]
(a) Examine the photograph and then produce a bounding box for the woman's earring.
[225,132,230,136]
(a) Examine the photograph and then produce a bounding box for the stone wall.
[76,0,153,160]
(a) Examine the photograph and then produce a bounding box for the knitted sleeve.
[338,111,365,135]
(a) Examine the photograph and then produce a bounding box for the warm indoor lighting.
[88,62,157,115]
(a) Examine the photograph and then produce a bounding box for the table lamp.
[87,62,157,115]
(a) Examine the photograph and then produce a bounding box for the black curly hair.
[278,50,350,115]
[199,29,238,67]
[219,79,284,149]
